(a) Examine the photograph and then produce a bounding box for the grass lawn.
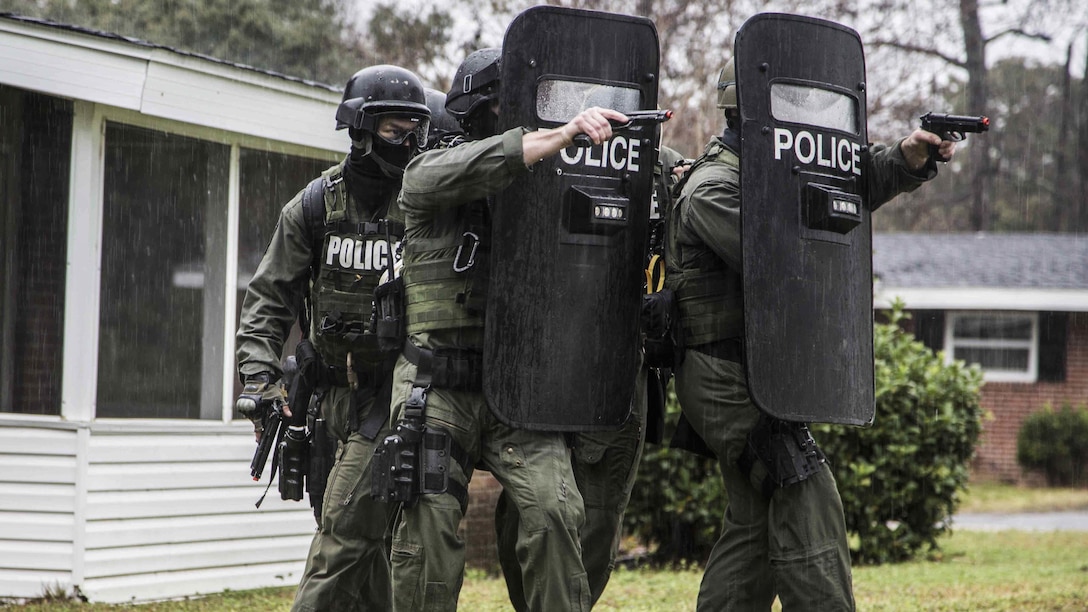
[5,485,1088,611]
[958,481,1088,513]
[459,530,1088,611]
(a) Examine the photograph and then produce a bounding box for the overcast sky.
[354,0,1086,76]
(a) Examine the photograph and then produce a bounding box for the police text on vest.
[324,236,400,271]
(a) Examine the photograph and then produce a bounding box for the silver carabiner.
[452,231,480,273]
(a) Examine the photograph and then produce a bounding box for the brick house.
[873,232,1088,485]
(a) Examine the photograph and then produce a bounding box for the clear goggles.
[373,113,430,147]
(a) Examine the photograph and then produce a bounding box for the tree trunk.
[1055,42,1073,226]
[1078,31,1088,230]
[959,0,990,230]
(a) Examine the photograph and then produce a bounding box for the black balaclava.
[722,111,741,153]
[343,129,406,214]
[462,104,499,141]
[720,125,740,154]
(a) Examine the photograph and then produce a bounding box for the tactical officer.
[235,64,430,612]
[493,140,690,610]
[664,57,956,611]
[381,47,627,612]
[423,87,465,147]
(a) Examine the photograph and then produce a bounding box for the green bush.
[813,306,984,564]
[1017,403,1088,487]
[625,303,985,565]
[622,384,723,564]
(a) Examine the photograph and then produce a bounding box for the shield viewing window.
[535,79,642,124]
[770,83,859,134]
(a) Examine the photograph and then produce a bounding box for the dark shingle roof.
[873,233,1088,289]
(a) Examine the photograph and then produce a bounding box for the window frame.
[62,103,339,423]
[943,310,1039,383]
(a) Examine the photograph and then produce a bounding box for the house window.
[945,311,1038,383]
[232,149,329,407]
[94,122,332,419]
[0,86,72,415]
[96,123,229,418]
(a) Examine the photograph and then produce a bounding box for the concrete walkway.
[952,511,1088,531]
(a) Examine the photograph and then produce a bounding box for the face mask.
[372,139,413,169]
[465,107,499,140]
[348,132,414,179]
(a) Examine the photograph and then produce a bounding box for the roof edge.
[874,286,1088,312]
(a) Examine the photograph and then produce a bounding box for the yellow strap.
[644,254,665,294]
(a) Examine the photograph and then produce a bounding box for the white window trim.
[58,101,339,423]
[943,310,1039,383]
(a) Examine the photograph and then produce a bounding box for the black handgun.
[248,356,298,482]
[250,403,284,482]
[919,112,990,163]
[572,109,673,148]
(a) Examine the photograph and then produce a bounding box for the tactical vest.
[664,139,744,347]
[304,164,405,373]
[401,200,490,335]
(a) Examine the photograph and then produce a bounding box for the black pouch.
[307,415,334,522]
[277,425,309,501]
[371,276,406,353]
[289,340,320,425]
[642,288,685,369]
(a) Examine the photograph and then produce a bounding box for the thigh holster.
[738,412,827,499]
[372,344,477,511]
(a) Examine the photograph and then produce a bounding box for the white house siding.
[77,424,314,603]
[0,420,316,602]
[0,422,78,599]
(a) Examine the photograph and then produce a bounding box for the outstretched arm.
[522,107,629,165]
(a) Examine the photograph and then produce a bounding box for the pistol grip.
[927,142,949,164]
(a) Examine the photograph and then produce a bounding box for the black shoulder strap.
[301,176,327,264]
[299,177,327,338]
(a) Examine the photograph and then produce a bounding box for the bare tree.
[1078,32,1088,229]
[863,0,1079,230]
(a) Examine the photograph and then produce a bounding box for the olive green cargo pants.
[292,386,395,612]
[388,352,590,612]
[496,366,648,608]
[675,349,855,612]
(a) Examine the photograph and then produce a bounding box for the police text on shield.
[774,128,861,176]
[559,135,641,172]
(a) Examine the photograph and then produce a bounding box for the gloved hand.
[640,289,674,340]
[236,372,278,441]
[641,289,684,369]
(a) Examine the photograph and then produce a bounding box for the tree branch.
[984,28,1052,45]
[868,40,966,68]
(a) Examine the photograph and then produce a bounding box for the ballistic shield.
[736,13,874,425]
[485,5,660,430]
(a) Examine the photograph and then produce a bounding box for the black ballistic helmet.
[425,87,464,143]
[445,48,502,120]
[336,65,430,144]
